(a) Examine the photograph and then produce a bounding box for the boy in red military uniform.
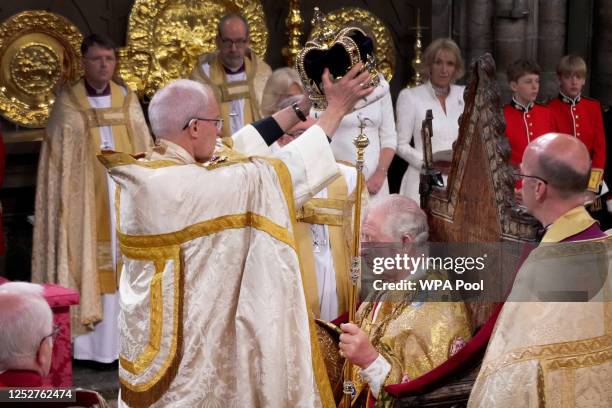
[548,55,606,192]
[504,59,557,167]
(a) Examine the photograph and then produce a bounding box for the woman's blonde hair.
[260,67,303,116]
[418,38,464,82]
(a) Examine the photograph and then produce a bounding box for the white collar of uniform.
[559,91,581,105]
[511,97,534,112]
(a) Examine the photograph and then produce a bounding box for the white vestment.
[311,164,356,320]
[396,81,465,202]
[72,90,125,363]
[108,124,338,407]
[201,63,246,135]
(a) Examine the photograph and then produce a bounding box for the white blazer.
[395,81,465,201]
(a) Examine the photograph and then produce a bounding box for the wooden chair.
[387,53,539,407]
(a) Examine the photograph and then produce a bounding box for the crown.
[296,7,380,110]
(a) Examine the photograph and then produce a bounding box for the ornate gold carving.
[122,0,269,100]
[408,9,424,87]
[424,54,539,241]
[308,7,396,82]
[282,0,303,67]
[0,11,82,128]
[11,43,61,96]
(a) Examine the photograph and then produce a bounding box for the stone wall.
[428,0,612,104]
[593,0,612,105]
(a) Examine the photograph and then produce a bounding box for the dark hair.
[506,59,541,83]
[81,34,116,56]
[217,13,249,38]
[537,154,590,197]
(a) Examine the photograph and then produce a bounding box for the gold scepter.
[342,116,371,407]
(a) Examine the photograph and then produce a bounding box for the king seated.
[338,195,472,407]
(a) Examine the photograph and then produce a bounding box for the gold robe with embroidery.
[190,50,271,138]
[352,296,472,407]
[468,207,612,408]
[31,79,152,332]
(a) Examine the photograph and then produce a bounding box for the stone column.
[452,0,469,58]
[494,0,534,101]
[465,0,495,66]
[593,0,612,105]
[432,0,453,40]
[537,0,567,100]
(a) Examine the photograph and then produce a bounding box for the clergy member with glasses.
[190,13,272,140]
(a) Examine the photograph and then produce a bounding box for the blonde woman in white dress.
[396,38,466,202]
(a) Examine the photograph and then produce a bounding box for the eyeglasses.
[219,36,248,48]
[182,117,224,132]
[40,324,61,347]
[513,172,548,184]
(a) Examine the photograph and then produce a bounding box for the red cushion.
[42,283,80,308]
[0,280,80,388]
[331,311,349,326]
[385,303,503,397]
[0,281,79,307]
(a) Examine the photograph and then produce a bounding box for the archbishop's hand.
[339,322,379,369]
[297,92,312,116]
[322,63,375,116]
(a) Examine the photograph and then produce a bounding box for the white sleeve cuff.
[273,124,339,208]
[358,354,391,399]
[231,124,271,155]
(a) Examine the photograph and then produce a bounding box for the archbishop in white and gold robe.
[101,124,339,407]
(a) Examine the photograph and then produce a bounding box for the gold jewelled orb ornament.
[122,0,269,100]
[308,7,395,83]
[0,11,83,128]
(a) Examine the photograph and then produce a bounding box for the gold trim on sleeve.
[118,212,295,251]
[119,245,184,408]
[98,151,179,169]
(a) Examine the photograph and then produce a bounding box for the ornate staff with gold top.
[294,8,382,405]
[407,8,426,88]
[282,0,304,67]
[342,117,371,407]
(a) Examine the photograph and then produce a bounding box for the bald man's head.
[523,133,591,197]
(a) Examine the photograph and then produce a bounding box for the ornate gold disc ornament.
[121,0,269,100]
[308,7,396,83]
[0,11,82,128]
